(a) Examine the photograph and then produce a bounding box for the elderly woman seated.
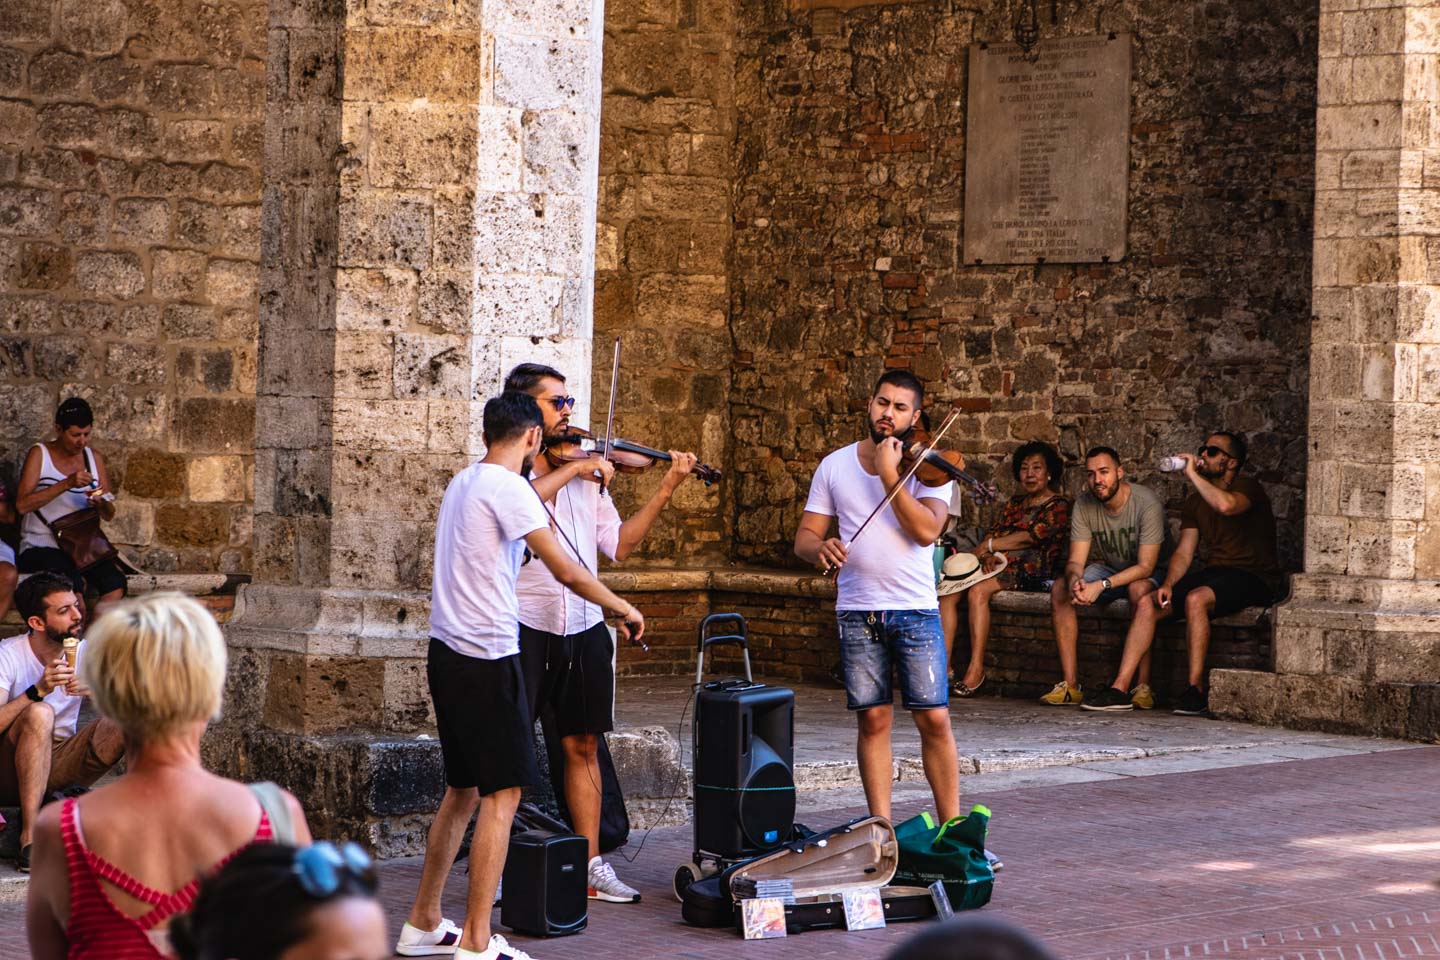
[941,441,1070,697]
[26,592,310,960]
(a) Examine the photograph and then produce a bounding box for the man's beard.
[868,415,908,446]
[44,624,73,644]
[1093,482,1119,503]
[1198,461,1225,479]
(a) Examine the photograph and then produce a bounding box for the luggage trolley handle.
[694,612,753,684]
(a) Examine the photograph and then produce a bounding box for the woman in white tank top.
[15,398,127,612]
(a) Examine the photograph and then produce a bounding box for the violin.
[898,427,999,505]
[544,427,723,487]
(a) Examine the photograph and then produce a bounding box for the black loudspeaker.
[693,680,796,859]
[501,831,588,937]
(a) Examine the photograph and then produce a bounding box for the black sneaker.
[1173,685,1209,716]
[1080,686,1133,712]
[16,844,31,873]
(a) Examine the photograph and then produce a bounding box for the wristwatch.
[25,684,44,702]
[1101,577,1113,591]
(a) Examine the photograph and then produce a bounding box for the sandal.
[950,676,986,698]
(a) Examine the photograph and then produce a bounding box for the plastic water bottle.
[1157,456,1186,472]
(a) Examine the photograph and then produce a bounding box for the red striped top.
[61,797,273,958]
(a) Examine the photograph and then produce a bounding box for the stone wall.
[729,0,1318,570]
[591,0,735,564]
[1,0,263,572]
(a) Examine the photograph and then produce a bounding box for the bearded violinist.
[504,362,698,904]
[793,369,961,823]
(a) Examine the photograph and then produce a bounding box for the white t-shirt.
[0,632,82,740]
[516,472,622,636]
[429,463,550,660]
[803,443,953,612]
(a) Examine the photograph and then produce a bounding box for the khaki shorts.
[0,719,117,804]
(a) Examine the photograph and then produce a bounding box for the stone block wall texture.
[728,0,1318,570]
[0,0,265,572]
[590,0,736,564]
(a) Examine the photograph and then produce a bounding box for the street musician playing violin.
[503,362,700,905]
[793,369,962,824]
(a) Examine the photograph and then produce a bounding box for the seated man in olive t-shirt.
[1083,431,1278,717]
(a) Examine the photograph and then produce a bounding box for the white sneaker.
[396,918,463,956]
[587,856,641,903]
[457,933,536,960]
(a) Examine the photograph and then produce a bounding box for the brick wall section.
[591,0,735,565]
[728,0,1318,570]
[0,0,263,572]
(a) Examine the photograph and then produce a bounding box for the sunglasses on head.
[1197,444,1232,459]
[546,396,577,412]
[293,841,377,898]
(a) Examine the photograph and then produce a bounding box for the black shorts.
[518,621,615,738]
[426,638,539,794]
[18,547,127,597]
[1169,565,1275,620]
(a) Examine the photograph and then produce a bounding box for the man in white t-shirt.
[504,361,699,905]
[398,392,647,960]
[794,370,961,824]
[0,572,124,872]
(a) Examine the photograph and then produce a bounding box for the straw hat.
[936,551,1007,596]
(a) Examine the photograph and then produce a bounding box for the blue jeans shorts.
[836,609,948,711]
[1083,562,1161,604]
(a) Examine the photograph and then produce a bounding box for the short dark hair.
[55,397,93,430]
[503,363,565,395]
[1084,445,1121,468]
[1012,441,1064,485]
[1210,430,1247,468]
[171,843,378,960]
[874,369,924,405]
[15,572,78,623]
[482,391,542,446]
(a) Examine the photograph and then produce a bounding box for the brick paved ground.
[2,748,1436,959]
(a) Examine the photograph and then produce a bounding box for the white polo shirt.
[429,463,549,660]
[515,473,622,636]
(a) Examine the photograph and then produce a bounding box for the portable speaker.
[500,831,588,937]
[693,680,796,859]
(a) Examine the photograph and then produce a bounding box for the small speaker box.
[501,831,588,937]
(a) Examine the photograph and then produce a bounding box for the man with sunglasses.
[501,362,698,906]
[397,391,646,960]
[1084,431,1278,716]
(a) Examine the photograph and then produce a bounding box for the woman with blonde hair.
[25,592,310,959]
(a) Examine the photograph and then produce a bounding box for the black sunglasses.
[546,396,577,412]
[293,842,378,898]
[1197,445,1232,459]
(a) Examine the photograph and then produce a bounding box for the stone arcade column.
[217,0,606,851]
[1211,1,1440,740]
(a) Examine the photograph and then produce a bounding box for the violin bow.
[599,337,621,493]
[824,407,963,576]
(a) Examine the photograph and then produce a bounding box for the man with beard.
[501,362,697,905]
[794,370,960,823]
[0,573,124,872]
[397,392,645,960]
[1043,447,1168,709]
[1083,432,1278,716]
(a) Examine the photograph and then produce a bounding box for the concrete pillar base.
[1210,574,1440,740]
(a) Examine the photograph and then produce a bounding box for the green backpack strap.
[248,781,298,845]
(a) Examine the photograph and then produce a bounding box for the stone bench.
[1,572,246,632]
[599,568,1276,709]
[955,589,1274,703]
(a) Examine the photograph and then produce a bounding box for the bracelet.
[988,537,994,553]
[25,684,44,702]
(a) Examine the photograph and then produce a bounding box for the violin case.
[680,815,937,933]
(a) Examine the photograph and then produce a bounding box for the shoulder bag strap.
[248,781,298,844]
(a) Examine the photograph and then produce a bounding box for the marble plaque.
[963,34,1131,264]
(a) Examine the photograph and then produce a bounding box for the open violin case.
[680,815,937,934]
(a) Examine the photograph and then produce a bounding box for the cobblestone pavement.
[1,747,1435,959]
